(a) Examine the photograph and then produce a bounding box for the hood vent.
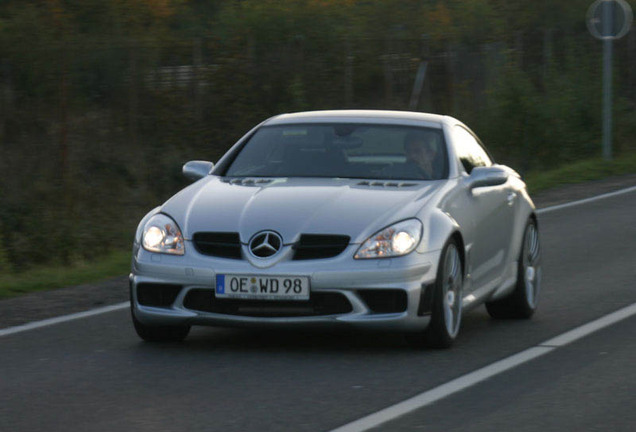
[356,181,417,188]
[223,178,273,186]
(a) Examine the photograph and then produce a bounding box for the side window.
[453,126,492,174]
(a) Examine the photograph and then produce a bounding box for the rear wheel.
[406,239,463,349]
[486,219,541,319]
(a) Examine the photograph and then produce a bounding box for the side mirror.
[183,160,214,182]
[468,165,509,189]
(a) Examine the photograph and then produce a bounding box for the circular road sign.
[587,0,633,40]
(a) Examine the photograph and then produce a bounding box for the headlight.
[141,214,185,255]
[354,219,422,259]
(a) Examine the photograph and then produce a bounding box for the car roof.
[263,110,453,129]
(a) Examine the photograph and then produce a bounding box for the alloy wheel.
[442,244,463,338]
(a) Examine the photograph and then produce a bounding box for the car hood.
[161,177,444,244]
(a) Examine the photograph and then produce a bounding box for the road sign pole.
[602,1,614,160]
[602,41,613,161]
[602,39,613,160]
[588,0,633,161]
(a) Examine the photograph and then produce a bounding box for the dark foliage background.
[0,0,635,271]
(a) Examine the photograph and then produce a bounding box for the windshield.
[223,123,448,180]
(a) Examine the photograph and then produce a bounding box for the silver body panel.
[131,110,536,332]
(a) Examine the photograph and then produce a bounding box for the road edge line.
[2,184,635,338]
[536,184,636,214]
[0,302,129,338]
[328,347,554,432]
[327,301,636,432]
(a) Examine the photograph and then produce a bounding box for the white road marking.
[328,185,636,432]
[540,302,636,347]
[1,184,636,429]
[328,302,636,432]
[536,184,636,215]
[3,182,632,340]
[0,302,129,338]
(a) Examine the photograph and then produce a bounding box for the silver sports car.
[130,110,541,348]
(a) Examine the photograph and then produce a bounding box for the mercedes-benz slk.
[130,110,541,348]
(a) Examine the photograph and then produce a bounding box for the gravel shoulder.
[0,276,130,329]
[529,173,636,208]
[2,173,636,330]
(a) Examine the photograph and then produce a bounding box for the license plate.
[215,274,310,300]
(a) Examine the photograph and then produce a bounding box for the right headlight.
[354,219,422,259]
[141,214,185,255]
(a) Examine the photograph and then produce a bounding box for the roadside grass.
[2,152,636,299]
[524,152,636,194]
[0,250,130,300]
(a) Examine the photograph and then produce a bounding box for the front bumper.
[130,243,440,332]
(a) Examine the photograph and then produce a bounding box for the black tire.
[406,238,464,349]
[132,313,191,342]
[486,219,541,319]
[129,288,190,342]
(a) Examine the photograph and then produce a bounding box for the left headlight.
[354,219,422,259]
[142,214,185,255]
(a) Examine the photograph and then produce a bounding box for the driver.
[402,131,440,179]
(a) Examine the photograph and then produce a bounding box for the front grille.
[193,232,242,259]
[292,234,350,260]
[184,289,352,317]
[137,283,183,307]
[358,289,408,313]
[192,232,350,261]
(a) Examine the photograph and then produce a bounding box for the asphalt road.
[2,188,636,432]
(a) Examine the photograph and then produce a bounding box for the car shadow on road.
[175,327,412,353]
[129,308,532,355]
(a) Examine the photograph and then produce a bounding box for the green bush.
[0,0,635,274]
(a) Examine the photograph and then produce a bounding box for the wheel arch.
[419,208,467,279]
[449,231,466,277]
[514,211,539,260]
[506,194,539,267]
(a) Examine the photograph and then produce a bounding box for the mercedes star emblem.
[249,231,283,258]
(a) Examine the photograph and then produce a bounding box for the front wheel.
[486,219,541,319]
[132,312,191,342]
[406,239,464,349]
